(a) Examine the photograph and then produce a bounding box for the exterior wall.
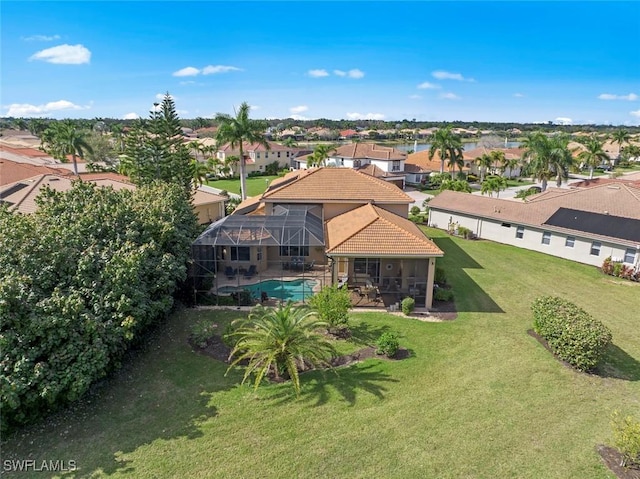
[370,159,405,173]
[193,202,225,225]
[429,208,637,268]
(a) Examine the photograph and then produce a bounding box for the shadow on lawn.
[1,312,232,478]
[348,321,392,347]
[433,237,504,314]
[597,344,640,381]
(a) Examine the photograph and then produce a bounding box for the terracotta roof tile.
[406,150,470,173]
[0,158,72,186]
[332,143,406,161]
[326,203,443,256]
[262,167,412,204]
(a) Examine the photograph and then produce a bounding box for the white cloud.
[290,105,309,114]
[598,93,638,101]
[290,114,308,121]
[439,92,461,100]
[555,117,573,125]
[123,112,139,120]
[308,69,329,78]
[23,34,61,42]
[249,105,260,111]
[29,44,91,64]
[176,109,189,116]
[432,70,475,82]
[332,69,364,79]
[179,80,196,85]
[417,82,441,90]
[4,100,87,117]
[155,93,176,101]
[347,69,364,79]
[173,66,200,77]
[346,112,385,120]
[202,65,242,75]
[630,110,640,118]
[409,94,422,99]
[513,93,525,98]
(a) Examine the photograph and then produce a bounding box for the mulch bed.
[191,335,409,368]
[596,445,640,479]
[428,300,458,320]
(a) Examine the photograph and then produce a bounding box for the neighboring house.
[339,129,359,140]
[215,141,298,175]
[428,184,640,269]
[295,143,407,182]
[0,158,73,186]
[404,150,471,185]
[463,147,524,178]
[0,172,226,225]
[192,167,444,308]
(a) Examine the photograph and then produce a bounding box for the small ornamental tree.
[308,283,351,336]
[531,296,612,371]
[376,332,400,357]
[401,297,415,315]
[611,411,640,467]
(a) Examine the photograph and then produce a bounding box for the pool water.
[218,279,318,302]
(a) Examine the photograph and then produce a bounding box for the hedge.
[531,296,612,371]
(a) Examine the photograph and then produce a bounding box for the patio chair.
[244,264,257,278]
[304,260,315,271]
[224,266,237,280]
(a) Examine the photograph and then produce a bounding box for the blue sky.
[2,1,639,125]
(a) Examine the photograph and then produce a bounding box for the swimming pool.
[218,279,318,302]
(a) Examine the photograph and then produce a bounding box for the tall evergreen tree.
[121,93,193,191]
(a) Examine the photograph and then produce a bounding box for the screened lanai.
[190,204,331,304]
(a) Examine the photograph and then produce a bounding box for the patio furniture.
[244,264,257,278]
[224,266,237,280]
[304,260,315,271]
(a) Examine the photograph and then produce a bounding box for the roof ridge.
[328,203,378,251]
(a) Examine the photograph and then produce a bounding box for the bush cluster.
[433,288,454,302]
[611,411,640,467]
[0,182,199,431]
[401,297,415,315]
[376,332,400,357]
[531,296,612,371]
[602,257,639,281]
[308,283,351,335]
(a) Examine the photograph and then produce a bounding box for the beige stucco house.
[193,167,444,308]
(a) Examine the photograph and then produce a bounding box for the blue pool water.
[218,279,318,302]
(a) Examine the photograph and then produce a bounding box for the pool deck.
[213,265,331,295]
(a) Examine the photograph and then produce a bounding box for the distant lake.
[394,141,522,152]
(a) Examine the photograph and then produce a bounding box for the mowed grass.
[206,175,280,197]
[3,229,640,478]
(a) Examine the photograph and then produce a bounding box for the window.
[257,247,263,261]
[541,232,551,245]
[286,151,290,157]
[277,151,281,158]
[590,242,601,256]
[501,223,511,228]
[392,160,401,172]
[565,236,575,248]
[265,152,269,159]
[353,159,361,167]
[230,247,250,261]
[279,246,309,257]
[624,248,636,264]
[515,226,524,239]
[256,152,260,159]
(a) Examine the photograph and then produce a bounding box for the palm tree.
[475,153,493,182]
[578,135,609,179]
[215,102,269,200]
[226,303,337,397]
[42,120,93,175]
[522,132,555,191]
[611,129,630,160]
[481,176,507,197]
[307,144,335,167]
[428,126,464,177]
[190,159,210,187]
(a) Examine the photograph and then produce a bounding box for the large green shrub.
[611,411,640,467]
[401,297,415,315]
[0,181,199,431]
[433,288,454,302]
[531,296,612,371]
[308,283,351,335]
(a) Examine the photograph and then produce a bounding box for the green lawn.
[207,175,280,197]
[3,229,639,478]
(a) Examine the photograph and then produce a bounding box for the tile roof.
[428,183,640,245]
[406,150,470,173]
[261,167,413,204]
[325,203,443,256]
[0,158,72,186]
[570,177,640,188]
[462,147,524,161]
[331,143,406,161]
